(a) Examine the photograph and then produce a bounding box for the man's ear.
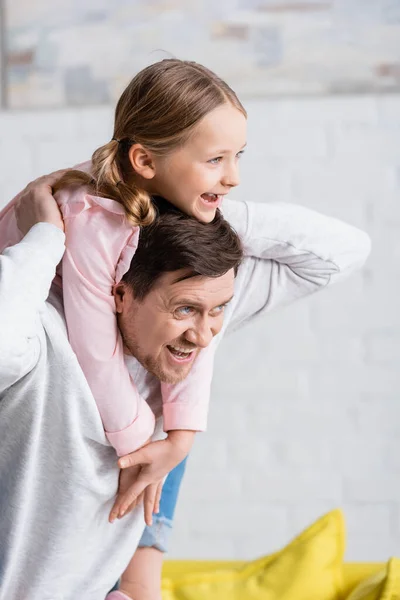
[113,282,127,314]
[128,143,156,180]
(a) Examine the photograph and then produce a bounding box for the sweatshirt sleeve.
[0,223,65,391]
[58,190,155,456]
[221,199,371,333]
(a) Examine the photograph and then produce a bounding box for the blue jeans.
[138,455,188,552]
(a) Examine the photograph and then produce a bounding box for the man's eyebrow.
[170,298,202,307]
[171,294,235,308]
[218,294,234,306]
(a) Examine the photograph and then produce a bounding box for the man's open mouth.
[167,344,196,363]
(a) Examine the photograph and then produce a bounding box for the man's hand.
[109,430,195,525]
[15,170,67,236]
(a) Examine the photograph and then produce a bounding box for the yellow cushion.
[346,558,400,600]
[161,509,345,600]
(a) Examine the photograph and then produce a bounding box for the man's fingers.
[33,169,70,190]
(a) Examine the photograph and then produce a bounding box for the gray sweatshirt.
[0,199,370,599]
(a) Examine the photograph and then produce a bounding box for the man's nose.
[222,160,240,188]
[185,318,214,348]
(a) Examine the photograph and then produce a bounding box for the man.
[0,175,370,599]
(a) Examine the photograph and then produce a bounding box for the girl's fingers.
[154,481,163,515]
[143,484,158,526]
[118,479,149,518]
[120,493,142,519]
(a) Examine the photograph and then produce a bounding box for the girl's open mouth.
[200,193,223,207]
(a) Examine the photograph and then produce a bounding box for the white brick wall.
[1,95,399,562]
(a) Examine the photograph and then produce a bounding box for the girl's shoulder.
[57,160,139,282]
[56,160,127,221]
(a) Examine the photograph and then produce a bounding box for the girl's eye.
[208,157,222,164]
[236,150,245,159]
[175,306,193,317]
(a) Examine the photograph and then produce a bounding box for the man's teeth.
[168,345,193,357]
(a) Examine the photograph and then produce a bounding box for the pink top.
[0,168,215,456]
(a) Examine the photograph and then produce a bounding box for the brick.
[345,533,400,562]
[0,109,80,140]
[33,139,99,173]
[168,533,236,560]
[247,122,329,159]
[336,438,394,476]
[75,106,114,140]
[0,140,35,186]
[344,477,400,502]
[376,96,400,125]
[333,125,400,161]
[247,97,380,126]
[342,503,393,535]
[241,472,343,503]
[189,503,288,537]
[232,530,290,559]
[364,333,400,364]
[289,160,392,227]
[179,469,241,502]
[352,400,400,436]
[288,503,341,534]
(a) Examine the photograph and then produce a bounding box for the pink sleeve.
[161,341,216,432]
[58,187,155,456]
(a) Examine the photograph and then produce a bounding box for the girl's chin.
[195,202,219,223]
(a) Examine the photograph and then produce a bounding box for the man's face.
[114,269,235,384]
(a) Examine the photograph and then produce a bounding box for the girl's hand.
[15,170,68,235]
[109,431,195,524]
[109,464,163,526]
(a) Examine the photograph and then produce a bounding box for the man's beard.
[139,353,192,384]
[120,329,195,384]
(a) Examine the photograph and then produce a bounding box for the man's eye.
[176,306,193,316]
[212,304,226,315]
[208,157,222,164]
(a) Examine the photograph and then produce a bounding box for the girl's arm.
[58,188,155,456]
[161,340,216,434]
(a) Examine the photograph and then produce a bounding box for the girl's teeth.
[202,193,217,202]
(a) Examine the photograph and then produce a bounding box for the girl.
[0,58,247,551]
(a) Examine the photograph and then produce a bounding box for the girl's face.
[150,103,247,223]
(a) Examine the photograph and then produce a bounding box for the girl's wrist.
[166,429,196,454]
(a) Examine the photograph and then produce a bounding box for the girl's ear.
[128,144,156,180]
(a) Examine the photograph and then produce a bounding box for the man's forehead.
[158,269,235,305]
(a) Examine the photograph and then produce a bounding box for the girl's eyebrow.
[210,142,247,155]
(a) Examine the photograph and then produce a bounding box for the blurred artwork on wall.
[2,0,400,108]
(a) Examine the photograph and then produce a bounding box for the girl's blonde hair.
[54,59,247,226]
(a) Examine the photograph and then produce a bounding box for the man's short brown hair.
[122,198,243,300]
